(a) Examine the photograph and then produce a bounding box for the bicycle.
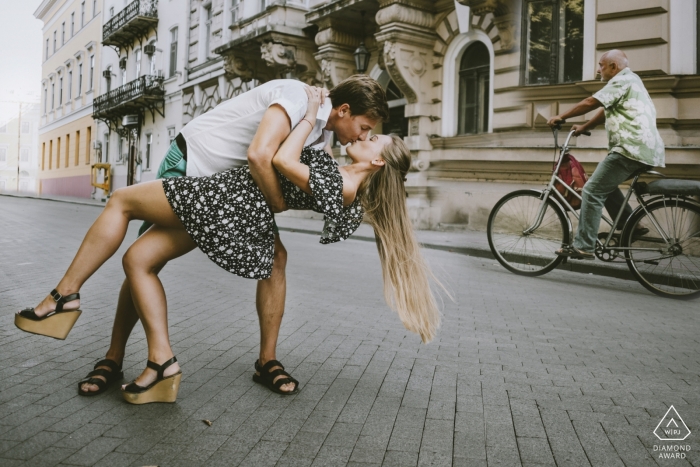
[486,126,700,299]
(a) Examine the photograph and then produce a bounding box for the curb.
[2,193,635,282]
[276,226,635,282]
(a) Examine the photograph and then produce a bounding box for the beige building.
[91,0,700,230]
[35,0,103,198]
[0,102,41,193]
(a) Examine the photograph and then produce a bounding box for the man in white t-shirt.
[78,76,390,396]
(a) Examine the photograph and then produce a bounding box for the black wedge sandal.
[15,289,82,340]
[78,359,123,397]
[253,359,300,395]
[122,357,182,405]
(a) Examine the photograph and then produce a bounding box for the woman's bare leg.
[121,225,196,387]
[28,180,183,317]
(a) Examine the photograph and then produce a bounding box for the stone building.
[35,0,104,198]
[94,0,700,229]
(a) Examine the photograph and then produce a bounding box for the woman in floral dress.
[17,87,441,404]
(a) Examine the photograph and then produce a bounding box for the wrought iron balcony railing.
[93,75,165,120]
[103,0,158,49]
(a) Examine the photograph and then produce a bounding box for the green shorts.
[138,139,279,236]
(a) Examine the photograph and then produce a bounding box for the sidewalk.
[0,192,634,282]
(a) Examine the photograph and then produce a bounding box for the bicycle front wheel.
[623,197,700,299]
[487,190,570,276]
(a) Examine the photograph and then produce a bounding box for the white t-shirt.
[181,79,332,177]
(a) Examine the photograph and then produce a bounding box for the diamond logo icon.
[654,406,691,441]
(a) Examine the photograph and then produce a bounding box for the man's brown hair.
[329,75,390,123]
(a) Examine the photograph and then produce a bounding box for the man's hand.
[571,125,587,136]
[547,116,564,128]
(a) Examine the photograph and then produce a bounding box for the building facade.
[93,0,700,230]
[93,0,188,194]
[35,0,104,198]
[0,103,41,193]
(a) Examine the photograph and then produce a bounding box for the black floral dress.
[162,147,364,280]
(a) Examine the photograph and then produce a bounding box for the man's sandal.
[253,359,300,395]
[78,359,123,397]
[555,245,595,260]
[15,289,82,340]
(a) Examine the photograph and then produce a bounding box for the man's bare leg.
[255,234,295,392]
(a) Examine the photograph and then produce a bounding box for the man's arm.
[547,96,602,128]
[248,104,292,213]
[571,108,605,136]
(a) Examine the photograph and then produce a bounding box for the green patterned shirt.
[593,68,665,167]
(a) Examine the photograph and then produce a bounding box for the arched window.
[458,42,490,135]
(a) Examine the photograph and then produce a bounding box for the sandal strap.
[18,308,39,319]
[146,357,178,380]
[86,368,120,381]
[50,289,80,312]
[272,377,296,389]
[260,359,284,373]
[94,359,121,372]
[85,377,107,390]
[265,368,299,387]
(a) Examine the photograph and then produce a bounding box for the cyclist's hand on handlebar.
[571,125,591,137]
[547,116,564,128]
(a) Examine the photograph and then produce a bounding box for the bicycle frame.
[525,129,668,253]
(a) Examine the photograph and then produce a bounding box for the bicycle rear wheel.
[623,197,700,299]
[487,190,570,276]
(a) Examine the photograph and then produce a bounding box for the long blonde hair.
[359,134,442,343]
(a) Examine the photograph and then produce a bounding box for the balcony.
[103,0,158,49]
[93,75,165,129]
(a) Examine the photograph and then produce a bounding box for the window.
[458,42,490,134]
[71,12,75,36]
[105,66,112,93]
[259,0,267,13]
[68,70,72,100]
[42,142,46,170]
[75,130,80,165]
[110,6,114,17]
[78,63,83,95]
[0,148,6,163]
[89,55,95,90]
[135,49,141,77]
[169,28,178,77]
[167,126,176,143]
[59,77,63,105]
[53,31,57,52]
[51,83,55,110]
[21,122,30,134]
[49,140,52,169]
[20,147,30,162]
[204,5,212,58]
[523,0,584,85]
[117,135,124,163]
[86,126,91,164]
[81,1,85,27]
[103,132,109,163]
[145,133,153,169]
[65,134,70,166]
[149,44,157,75]
[56,137,61,168]
[45,38,49,59]
[93,0,97,17]
[231,0,240,23]
[62,22,65,45]
[44,87,48,113]
[382,81,408,138]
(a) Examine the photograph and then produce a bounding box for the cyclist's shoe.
[555,245,595,261]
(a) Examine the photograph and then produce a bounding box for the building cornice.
[34,0,60,21]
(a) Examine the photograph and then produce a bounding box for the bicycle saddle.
[637,179,700,196]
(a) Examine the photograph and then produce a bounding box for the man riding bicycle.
[547,49,665,260]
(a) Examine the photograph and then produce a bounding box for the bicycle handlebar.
[552,120,591,136]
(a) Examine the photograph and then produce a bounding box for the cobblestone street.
[1,195,699,467]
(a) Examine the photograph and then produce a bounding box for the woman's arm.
[272,86,323,195]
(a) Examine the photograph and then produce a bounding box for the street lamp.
[354,11,371,74]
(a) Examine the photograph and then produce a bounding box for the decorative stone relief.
[223,55,254,82]
[458,0,517,50]
[260,42,296,69]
